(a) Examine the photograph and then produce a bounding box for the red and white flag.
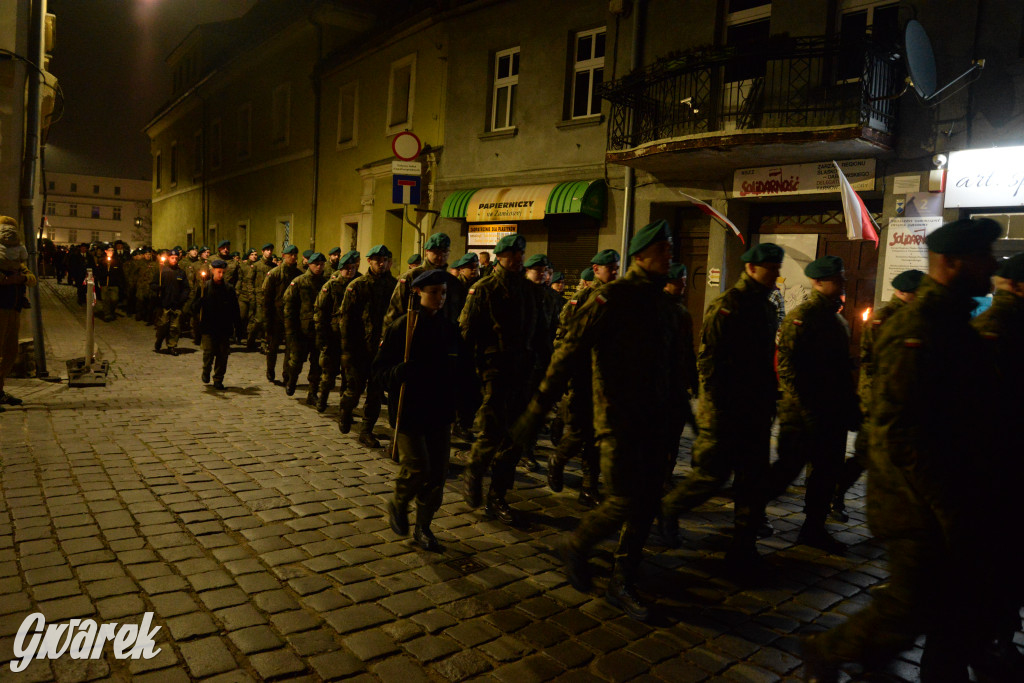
[833,161,879,247]
[677,191,745,245]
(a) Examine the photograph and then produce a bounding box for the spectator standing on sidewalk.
[151,248,191,356]
[0,216,36,411]
[188,259,240,390]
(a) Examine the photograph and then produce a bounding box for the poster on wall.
[467,223,517,249]
[757,233,819,313]
[734,159,875,198]
[879,216,943,301]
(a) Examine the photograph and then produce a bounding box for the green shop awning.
[440,180,606,222]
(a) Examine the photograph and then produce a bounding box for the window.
[90,231,100,242]
[114,186,121,196]
[725,2,771,83]
[155,153,162,191]
[93,185,99,194]
[193,130,203,175]
[571,28,606,118]
[237,103,252,159]
[68,229,77,243]
[272,83,291,147]
[70,182,77,192]
[491,47,520,130]
[91,206,100,219]
[113,207,121,220]
[69,204,77,217]
[337,81,358,148]
[210,119,222,169]
[170,142,178,186]
[839,1,900,80]
[386,54,416,134]
[46,202,55,215]
[47,231,54,241]
[48,181,54,190]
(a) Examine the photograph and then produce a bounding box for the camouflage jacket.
[339,268,398,361]
[696,272,778,419]
[283,269,327,338]
[384,261,465,329]
[236,259,258,303]
[262,262,301,323]
[135,260,159,297]
[314,271,358,340]
[857,297,906,413]
[181,255,201,287]
[459,263,545,382]
[252,257,276,306]
[867,276,997,542]
[532,263,688,441]
[777,289,858,427]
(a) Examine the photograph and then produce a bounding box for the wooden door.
[820,235,877,362]
[673,207,710,350]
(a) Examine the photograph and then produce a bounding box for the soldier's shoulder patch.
[569,299,578,305]
[468,288,475,295]
[792,319,803,326]
[321,285,329,292]
[872,319,883,326]
[980,331,999,340]
[718,307,731,316]
[399,278,407,284]
[594,294,607,305]
[903,338,923,348]
[289,281,297,287]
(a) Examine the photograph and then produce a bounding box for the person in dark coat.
[67,243,92,305]
[151,248,191,355]
[188,259,240,389]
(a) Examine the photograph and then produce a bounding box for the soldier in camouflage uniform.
[262,245,301,383]
[662,262,698,478]
[521,253,558,471]
[315,250,361,416]
[515,221,687,621]
[124,250,141,316]
[248,244,276,351]
[459,234,547,526]
[384,233,465,329]
[547,249,620,507]
[761,255,859,554]
[452,252,482,442]
[214,241,241,289]
[337,245,398,447]
[235,248,258,343]
[324,246,342,278]
[660,242,784,565]
[134,248,159,324]
[831,269,924,522]
[804,218,1002,682]
[406,253,422,271]
[283,252,328,402]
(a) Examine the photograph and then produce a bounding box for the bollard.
[84,268,96,368]
[67,269,109,386]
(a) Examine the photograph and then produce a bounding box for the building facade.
[41,172,150,247]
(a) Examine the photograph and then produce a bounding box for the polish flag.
[677,191,745,245]
[834,161,879,247]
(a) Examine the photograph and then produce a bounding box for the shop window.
[571,28,605,119]
[491,47,519,131]
[272,83,291,147]
[337,81,358,149]
[237,103,252,160]
[210,119,222,169]
[386,54,416,134]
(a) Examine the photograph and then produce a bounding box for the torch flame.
[862,307,872,322]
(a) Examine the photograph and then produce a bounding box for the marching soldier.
[406,253,422,271]
[324,246,342,278]
[662,262,698,475]
[283,252,328,402]
[514,220,687,621]
[832,268,924,522]
[452,252,482,442]
[336,245,398,444]
[134,248,159,324]
[522,253,558,471]
[235,248,259,344]
[187,259,240,390]
[249,243,276,351]
[454,253,481,291]
[803,218,1001,682]
[151,248,191,356]
[660,243,784,565]
[762,255,859,554]
[94,243,127,322]
[549,271,566,319]
[315,250,361,415]
[384,233,464,329]
[263,245,301,383]
[459,234,546,526]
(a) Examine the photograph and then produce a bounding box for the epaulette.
[903,338,922,348]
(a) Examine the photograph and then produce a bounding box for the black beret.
[741,243,785,264]
[891,269,925,292]
[926,218,1001,255]
[412,269,448,288]
[211,259,228,269]
[804,255,845,279]
[628,220,671,256]
[168,248,181,256]
[995,252,1024,281]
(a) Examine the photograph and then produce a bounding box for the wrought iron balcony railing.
[601,35,899,151]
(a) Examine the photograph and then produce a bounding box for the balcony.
[601,36,899,178]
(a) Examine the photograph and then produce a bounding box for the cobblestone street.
[0,280,949,682]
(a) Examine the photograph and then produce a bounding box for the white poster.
[879,216,943,301]
[733,159,875,198]
[758,233,819,313]
[945,146,1024,208]
[467,223,517,249]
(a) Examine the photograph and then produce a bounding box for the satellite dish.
[903,19,984,104]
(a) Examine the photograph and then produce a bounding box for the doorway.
[236,221,249,252]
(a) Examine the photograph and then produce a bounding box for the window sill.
[478,128,518,140]
[556,114,604,130]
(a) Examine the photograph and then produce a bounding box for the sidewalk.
[1,279,918,682]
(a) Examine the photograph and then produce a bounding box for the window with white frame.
[193,130,203,175]
[491,47,520,131]
[839,1,899,80]
[46,202,55,215]
[337,81,358,148]
[571,28,605,118]
[90,231,100,242]
[724,1,771,83]
[68,229,77,243]
[210,119,222,169]
[272,83,291,147]
[69,204,77,217]
[386,54,416,133]
[113,207,122,221]
[237,103,252,160]
[170,141,178,186]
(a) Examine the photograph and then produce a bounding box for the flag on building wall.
[677,191,745,245]
[834,161,880,247]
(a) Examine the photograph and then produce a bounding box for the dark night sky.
[45,0,255,181]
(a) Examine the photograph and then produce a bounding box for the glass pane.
[511,51,519,76]
[591,68,603,115]
[872,5,901,46]
[339,89,355,143]
[572,71,590,118]
[509,83,517,127]
[724,19,769,82]
[495,86,509,128]
[595,31,606,59]
[498,54,510,80]
[389,65,411,127]
[576,34,592,62]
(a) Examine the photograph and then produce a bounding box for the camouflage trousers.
[247,302,266,349]
[393,427,451,517]
[201,335,230,382]
[286,333,320,393]
[155,308,183,348]
[265,318,286,378]
[318,336,347,400]
[339,357,384,436]
[467,378,530,498]
[549,382,599,490]
[764,419,846,531]
[237,298,252,340]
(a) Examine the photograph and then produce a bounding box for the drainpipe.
[618,0,644,266]
[309,19,324,250]
[18,0,48,378]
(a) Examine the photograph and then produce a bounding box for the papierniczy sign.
[10,613,162,672]
[733,159,875,197]
[945,146,1024,208]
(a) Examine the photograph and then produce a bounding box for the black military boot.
[154,338,163,353]
[266,367,275,383]
[358,432,382,449]
[557,541,592,592]
[305,388,317,406]
[577,488,601,509]
[462,468,483,509]
[797,526,846,555]
[201,369,210,384]
[388,500,409,536]
[605,575,651,622]
[338,409,353,434]
[285,376,297,396]
[316,391,329,413]
[522,454,539,472]
[546,454,564,492]
[829,495,849,523]
[413,507,441,552]
[484,492,517,526]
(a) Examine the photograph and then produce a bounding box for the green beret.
[628,219,672,256]
[494,234,527,254]
[454,253,478,269]
[407,253,422,265]
[366,244,392,259]
[308,252,326,264]
[282,245,299,255]
[218,240,231,249]
[261,243,274,251]
[340,250,360,266]
[229,251,239,258]
[246,248,257,256]
[424,233,451,251]
[302,249,314,259]
[805,255,844,279]
[580,268,595,282]
[926,218,1001,254]
[199,246,210,254]
[551,271,564,283]
[741,243,785,264]
[189,245,199,251]
[524,254,550,269]
[891,269,925,292]
[995,252,1024,281]
[668,263,688,280]
[328,246,342,256]
[591,249,620,265]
